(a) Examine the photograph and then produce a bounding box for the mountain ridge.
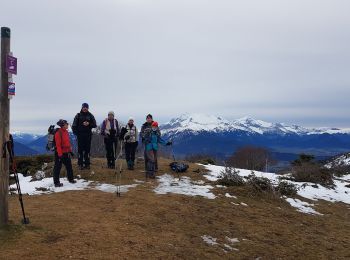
[161,113,350,136]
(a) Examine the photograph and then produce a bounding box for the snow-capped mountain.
[161,114,350,163]
[12,131,44,145]
[161,113,350,136]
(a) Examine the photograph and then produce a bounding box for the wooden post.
[0,27,11,227]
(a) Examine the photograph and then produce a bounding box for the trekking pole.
[115,141,123,197]
[169,141,181,179]
[170,139,176,162]
[5,137,29,224]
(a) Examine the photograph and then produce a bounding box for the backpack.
[46,125,61,151]
[169,162,189,173]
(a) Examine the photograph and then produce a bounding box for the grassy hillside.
[1,157,349,259]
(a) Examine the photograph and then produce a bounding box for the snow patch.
[202,164,279,183]
[154,174,216,199]
[226,237,240,244]
[201,235,218,246]
[203,164,350,215]
[325,153,350,168]
[224,244,239,251]
[10,174,92,195]
[225,193,237,199]
[94,183,139,193]
[10,173,139,196]
[285,198,323,215]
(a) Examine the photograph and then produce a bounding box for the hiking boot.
[69,180,77,184]
[54,183,63,187]
[79,165,84,170]
[84,165,90,170]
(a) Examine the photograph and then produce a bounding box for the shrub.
[331,165,350,177]
[185,154,216,165]
[291,154,315,166]
[217,167,245,186]
[291,163,334,187]
[15,155,53,176]
[276,181,298,196]
[246,174,275,193]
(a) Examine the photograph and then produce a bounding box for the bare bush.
[185,154,216,165]
[217,167,244,186]
[291,163,334,187]
[276,181,298,196]
[226,146,276,171]
[246,174,275,194]
[291,154,334,187]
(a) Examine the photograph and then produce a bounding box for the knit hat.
[108,111,115,116]
[57,119,68,127]
[146,114,153,119]
[152,121,159,127]
[82,103,89,109]
[128,117,134,121]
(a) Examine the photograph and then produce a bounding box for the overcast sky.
[1,0,350,133]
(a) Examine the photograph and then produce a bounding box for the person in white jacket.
[120,117,138,170]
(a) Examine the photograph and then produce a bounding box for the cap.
[57,119,68,127]
[108,111,115,116]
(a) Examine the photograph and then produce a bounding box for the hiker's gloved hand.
[58,155,62,162]
[70,152,74,157]
[125,135,130,141]
[166,141,172,146]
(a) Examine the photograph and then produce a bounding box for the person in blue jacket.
[143,121,172,178]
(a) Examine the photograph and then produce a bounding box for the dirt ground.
[1,158,349,259]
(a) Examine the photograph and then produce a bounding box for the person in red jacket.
[53,119,76,187]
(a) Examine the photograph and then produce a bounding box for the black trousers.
[53,152,74,184]
[125,142,138,164]
[77,133,92,166]
[104,138,117,166]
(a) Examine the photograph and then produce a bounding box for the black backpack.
[46,125,61,151]
[170,162,189,173]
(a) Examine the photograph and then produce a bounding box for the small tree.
[291,154,315,166]
[226,146,275,171]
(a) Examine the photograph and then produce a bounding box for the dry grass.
[1,158,349,259]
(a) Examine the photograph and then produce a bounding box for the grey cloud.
[0,0,349,133]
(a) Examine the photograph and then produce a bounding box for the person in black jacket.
[72,103,97,170]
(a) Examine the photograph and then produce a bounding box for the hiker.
[140,114,155,171]
[143,121,172,178]
[72,103,97,170]
[53,119,76,187]
[101,111,120,168]
[120,117,138,170]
